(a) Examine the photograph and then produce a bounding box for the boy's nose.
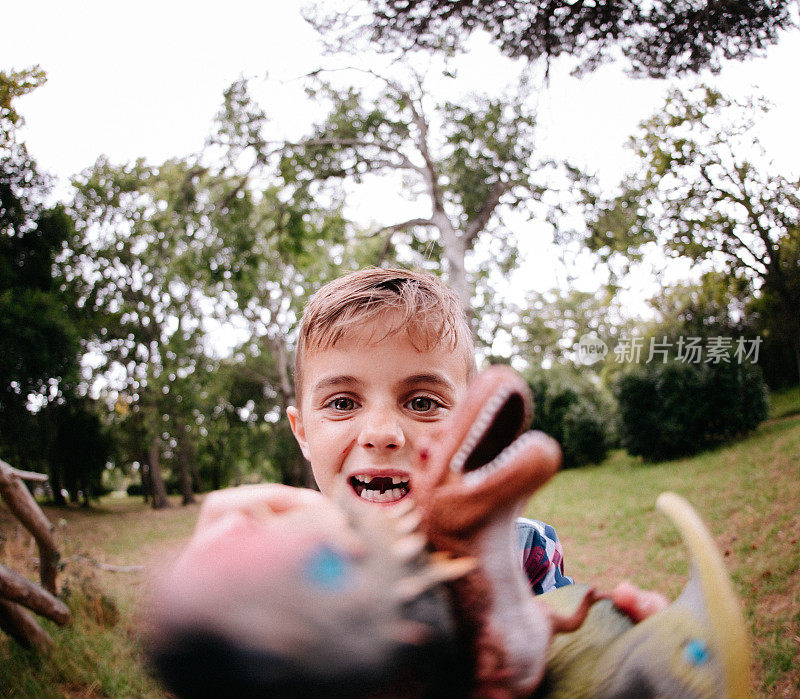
[357,410,405,450]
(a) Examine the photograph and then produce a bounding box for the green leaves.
[313,0,797,78]
[582,86,799,276]
[0,66,46,144]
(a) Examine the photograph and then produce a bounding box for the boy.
[193,267,664,617]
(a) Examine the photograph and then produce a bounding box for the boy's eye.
[329,397,357,411]
[407,396,439,412]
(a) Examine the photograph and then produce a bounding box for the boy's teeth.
[353,474,409,486]
[359,488,406,503]
[350,474,410,503]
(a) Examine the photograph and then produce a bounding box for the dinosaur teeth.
[395,555,477,602]
[462,432,536,487]
[450,387,516,474]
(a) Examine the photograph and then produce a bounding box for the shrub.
[615,360,768,461]
[528,375,614,469]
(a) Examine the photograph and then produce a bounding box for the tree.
[527,370,614,468]
[68,157,215,507]
[189,80,355,486]
[276,69,547,321]
[575,86,800,384]
[615,359,768,461]
[193,352,289,490]
[42,399,111,507]
[309,0,797,77]
[645,271,753,340]
[1,66,46,141]
[510,286,634,370]
[745,232,800,387]
[1,67,83,472]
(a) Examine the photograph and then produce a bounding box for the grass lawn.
[2,408,799,696]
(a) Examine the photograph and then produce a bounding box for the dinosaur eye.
[683,638,710,666]
[304,544,351,592]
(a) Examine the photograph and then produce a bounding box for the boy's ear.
[286,406,311,460]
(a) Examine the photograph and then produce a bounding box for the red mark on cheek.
[419,449,429,462]
[341,439,357,457]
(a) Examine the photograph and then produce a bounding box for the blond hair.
[294,267,475,400]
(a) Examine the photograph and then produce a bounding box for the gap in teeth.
[353,474,409,486]
[350,475,410,501]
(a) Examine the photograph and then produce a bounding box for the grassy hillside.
[2,409,799,696]
[526,411,800,697]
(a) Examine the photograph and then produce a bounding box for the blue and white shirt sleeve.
[516,517,573,595]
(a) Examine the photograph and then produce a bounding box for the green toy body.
[536,581,728,698]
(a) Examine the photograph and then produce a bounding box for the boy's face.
[287,315,469,508]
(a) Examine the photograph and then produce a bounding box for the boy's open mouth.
[349,474,410,503]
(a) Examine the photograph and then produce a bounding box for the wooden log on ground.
[0,563,70,625]
[0,599,53,650]
[3,467,49,483]
[0,458,60,594]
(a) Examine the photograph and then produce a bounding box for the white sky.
[3,1,799,307]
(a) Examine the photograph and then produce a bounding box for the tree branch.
[0,564,70,624]
[404,93,446,214]
[0,459,61,594]
[0,599,53,650]
[369,217,436,236]
[3,467,48,483]
[286,137,423,175]
[463,180,514,246]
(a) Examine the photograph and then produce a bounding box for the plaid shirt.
[517,517,573,595]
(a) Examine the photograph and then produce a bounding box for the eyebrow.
[309,373,456,395]
[309,375,360,394]
[397,373,456,393]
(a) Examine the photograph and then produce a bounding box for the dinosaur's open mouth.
[450,388,528,479]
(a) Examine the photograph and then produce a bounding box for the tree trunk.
[0,459,61,594]
[48,464,65,506]
[432,210,474,330]
[272,334,316,488]
[0,564,70,624]
[0,599,53,650]
[175,430,196,506]
[138,448,153,503]
[148,436,170,509]
[211,458,222,492]
[190,460,202,494]
[175,419,199,505]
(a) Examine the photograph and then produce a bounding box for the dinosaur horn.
[395,556,477,602]
[656,492,751,699]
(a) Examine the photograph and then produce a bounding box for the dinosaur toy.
[147,486,474,696]
[148,365,751,698]
[414,364,751,698]
[532,493,751,698]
